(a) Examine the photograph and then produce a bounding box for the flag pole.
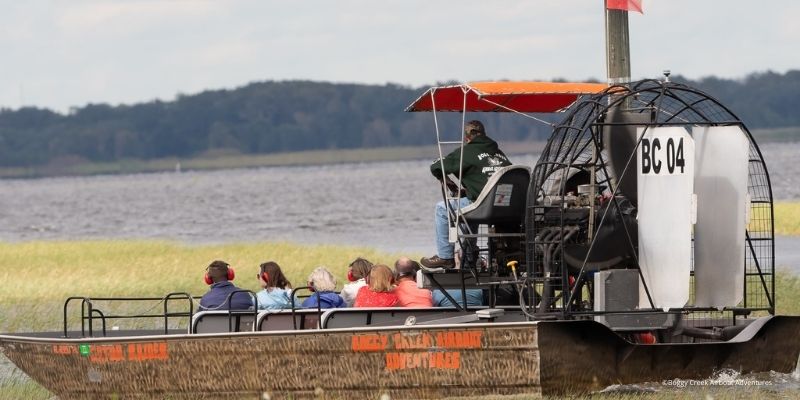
[605,0,631,87]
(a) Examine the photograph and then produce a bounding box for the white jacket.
[340,278,366,307]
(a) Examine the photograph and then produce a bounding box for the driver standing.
[420,120,511,269]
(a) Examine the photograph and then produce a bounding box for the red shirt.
[353,286,399,307]
[394,279,433,307]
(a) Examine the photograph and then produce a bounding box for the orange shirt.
[394,279,433,307]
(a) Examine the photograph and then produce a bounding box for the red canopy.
[406,81,608,113]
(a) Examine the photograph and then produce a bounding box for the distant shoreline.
[0,141,547,180]
[1,125,796,180]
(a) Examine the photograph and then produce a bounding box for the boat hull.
[2,323,541,399]
[537,316,800,394]
[2,317,799,399]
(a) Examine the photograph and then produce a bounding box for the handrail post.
[163,292,194,335]
[91,309,107,337]
[80,299,86,337]
[86,298,94,337]
[290,287,300,330]
[290,286,316,330]
[63,296,91,338]
[225,290,257,332]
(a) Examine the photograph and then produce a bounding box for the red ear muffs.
[347,270,356,282]
[204,266,235,285]
[260,272,269,284]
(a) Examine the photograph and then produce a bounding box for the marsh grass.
[774,202,800,236]
[0,240,410,397]
[0,381,51,400]
[1,240,798,399]
[776,268,800,316]
[0,240,407,333]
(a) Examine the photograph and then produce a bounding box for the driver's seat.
[459,165,531,225]
[452,165,531,293]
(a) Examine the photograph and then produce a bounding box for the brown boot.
[420,255,455,270]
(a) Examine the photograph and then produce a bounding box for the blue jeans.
[435,197,473,259]
[433,289,484,307]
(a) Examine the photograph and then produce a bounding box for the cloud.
[1,0,798,112]
[56,0,224,37]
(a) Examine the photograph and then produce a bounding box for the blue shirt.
[199,281,253,310]
[256,288,295,310]
[300,291,346,309]
[433,289,484,307]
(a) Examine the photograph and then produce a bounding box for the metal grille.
[525,79,775,318]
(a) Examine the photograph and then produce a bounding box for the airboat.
[2,6,799,400]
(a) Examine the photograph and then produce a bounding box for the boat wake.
[598,366,800,396]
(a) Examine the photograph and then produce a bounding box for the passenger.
[340,257,373,307]
[199,260,253,310]
[301,266,346,309]
[393,257,433,307]
[421,120,511,269]
[432,289,484,308]
[255,261,295,310]
[354,264,399,307]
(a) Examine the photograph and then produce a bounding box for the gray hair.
[308,266,337,292]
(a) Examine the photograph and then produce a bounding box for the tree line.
[0,71,798,168]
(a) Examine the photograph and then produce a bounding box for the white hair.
[308,266,337,292]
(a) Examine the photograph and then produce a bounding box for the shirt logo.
[487,156,504,166]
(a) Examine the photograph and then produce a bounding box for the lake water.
[1,142,800,268]
[0,156,547,255]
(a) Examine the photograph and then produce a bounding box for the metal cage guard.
[526,79,775,323]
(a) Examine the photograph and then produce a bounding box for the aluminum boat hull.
[2,317,799,399]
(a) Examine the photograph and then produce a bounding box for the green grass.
[774,202,800,236]
[0,240,408,333]
[0,381,52,400]
[1,240,798,399]
[777,268,800,316]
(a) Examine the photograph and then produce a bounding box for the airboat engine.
[525,80,772,323]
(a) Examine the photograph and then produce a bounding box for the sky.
[1,0,799,113]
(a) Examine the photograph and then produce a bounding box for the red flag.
[607,0,643,14]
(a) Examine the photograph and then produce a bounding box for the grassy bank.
[0,240,408,333]
[1,240,798,399]
[774,202,800,236]
[0,239,797,329]
[0,146,439,179]
[0,381,50,400]
[0,142,547,179]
